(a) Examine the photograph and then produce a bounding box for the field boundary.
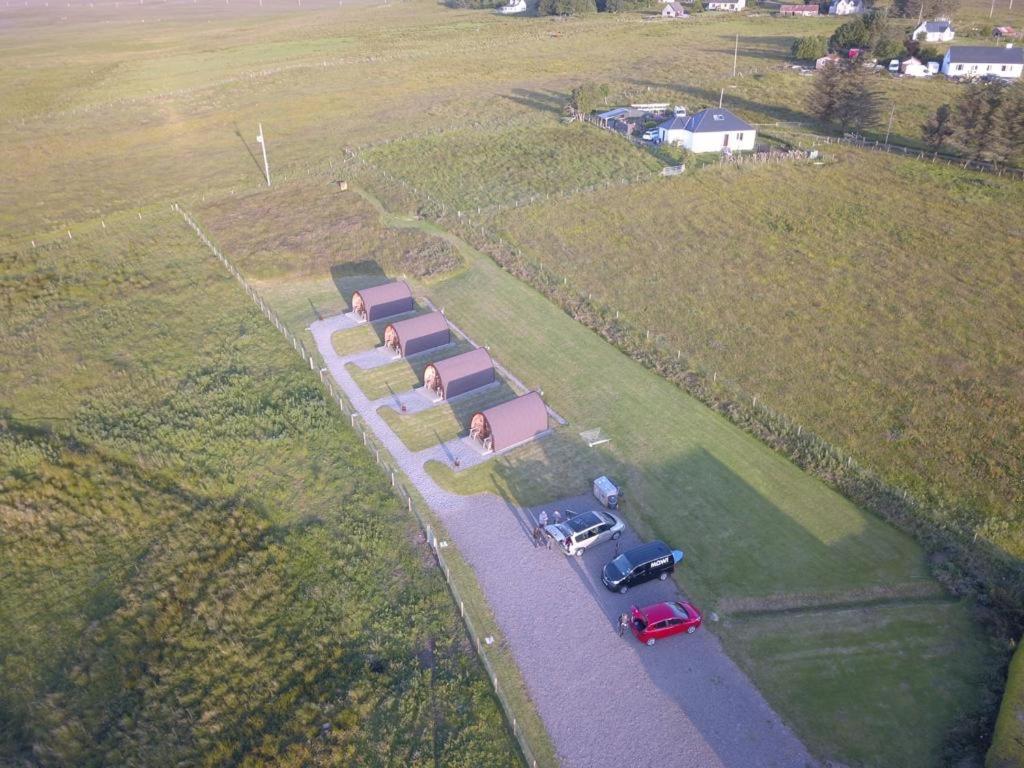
[174,204,553,768]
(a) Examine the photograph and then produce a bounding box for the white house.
[707,0,745,9]
[658,107,755,152]
[941,45,1024,79]
[661,2,688,16]
[912,19,954,42]
[497,0,526,13]
[900,56,931,76]
[828,0,862,14]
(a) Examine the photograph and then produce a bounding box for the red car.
[629,601,702,646]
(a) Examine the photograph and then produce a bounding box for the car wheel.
[574,548,583,558]
[619,586,628,595]
[646,638,655,646]
[687,625,696,634]
[659,572,668,581]
[611,531,621,540]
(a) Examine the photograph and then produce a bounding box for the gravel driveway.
[310,316,816,768]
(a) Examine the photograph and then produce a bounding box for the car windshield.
[609,554,631,576]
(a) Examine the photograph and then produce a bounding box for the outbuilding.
[352,281,414,322]
[662,2,688,16]
[424,347,496,400]
[470,392,548,453]
[383,311,450,357]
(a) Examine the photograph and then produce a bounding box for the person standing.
[552,510,563,525]
[538,510,548,529]
[618,612,631,637]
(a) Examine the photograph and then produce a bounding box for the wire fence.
[174,203,547,768]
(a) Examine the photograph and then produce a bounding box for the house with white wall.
[658,107,755,152]
[828,0,862,14]
[912,19,954,42]
[941,45,1023,79]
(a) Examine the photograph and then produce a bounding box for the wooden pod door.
[470,413,489,441]
[424,364,442,396]
[384,324,400,353]
[352,293,366,319]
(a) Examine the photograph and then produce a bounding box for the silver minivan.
[544,510,624,557]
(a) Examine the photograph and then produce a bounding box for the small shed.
[470,392,548,453]
[383,311,450,357]
[351,281,413,322]
[662,2,688,16]
[424,347,495,400]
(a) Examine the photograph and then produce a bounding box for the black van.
[601,541,684,594]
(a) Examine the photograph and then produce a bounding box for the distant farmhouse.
[779,3,818,14]
[993,26,1019,39]
[662,2,689,17]
[941,45,1024,79]
[912,19,954,42]
[829,0,862,14]
[657,107,755,152]
[706,0,745,9]
[497,0,526,12]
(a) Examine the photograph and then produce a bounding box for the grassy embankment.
[0,211,522,766]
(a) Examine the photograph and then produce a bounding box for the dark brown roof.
[387,311,448,342]
[429,348,493,383]
[476,392,548,452]
[353,280,411,307]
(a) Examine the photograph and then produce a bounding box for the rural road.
[310,314,817,768]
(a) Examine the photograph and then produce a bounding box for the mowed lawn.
[407,205,992,768]
[487,147,1024,560]
[347,338,476,401]
[379,379,521,452]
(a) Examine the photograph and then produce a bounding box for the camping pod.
[423,348,495,400]
[383,311,450,357]
[470,391,548,453]
[351,281,413,322]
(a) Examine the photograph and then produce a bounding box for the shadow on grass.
[329,261,388,305]
[501,88,568,116]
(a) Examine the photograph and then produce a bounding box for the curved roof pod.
[351,281,413,322]
[423,348,495,400]
[383,311,450,357]
[470,391,548,453]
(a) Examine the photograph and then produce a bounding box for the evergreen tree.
[807,59,882,133]
[949,83,1008,161]
[539,0,596,14]
[565,82,610,118]
[830,18,870,50]
[791,36,828,61]
[999,82,1024,163]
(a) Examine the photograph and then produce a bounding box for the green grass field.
[346,339,477,401]
[0,213,521,766]
[3,0,1021,765]
[202,177,997,767]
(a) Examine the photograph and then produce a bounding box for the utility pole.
[732,34,739,77]
[989,0,995,18]
[719,87,724,107]
[884,104,896,145]
[256,122,271,186]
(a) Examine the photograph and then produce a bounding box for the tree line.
[923,83,1024,163]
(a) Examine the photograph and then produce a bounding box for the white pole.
[256,123,271,186]
[884,103,895,145]
[719,87,724,107]
[733,34,739,77]
[989,0,995,18]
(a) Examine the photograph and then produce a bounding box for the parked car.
[887,58,900,73]
[641,129,658,141]
[629,601,702,646]
[545,510,623,557]
[601,540,683,593]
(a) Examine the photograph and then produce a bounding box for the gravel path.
[310,316,817,768]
